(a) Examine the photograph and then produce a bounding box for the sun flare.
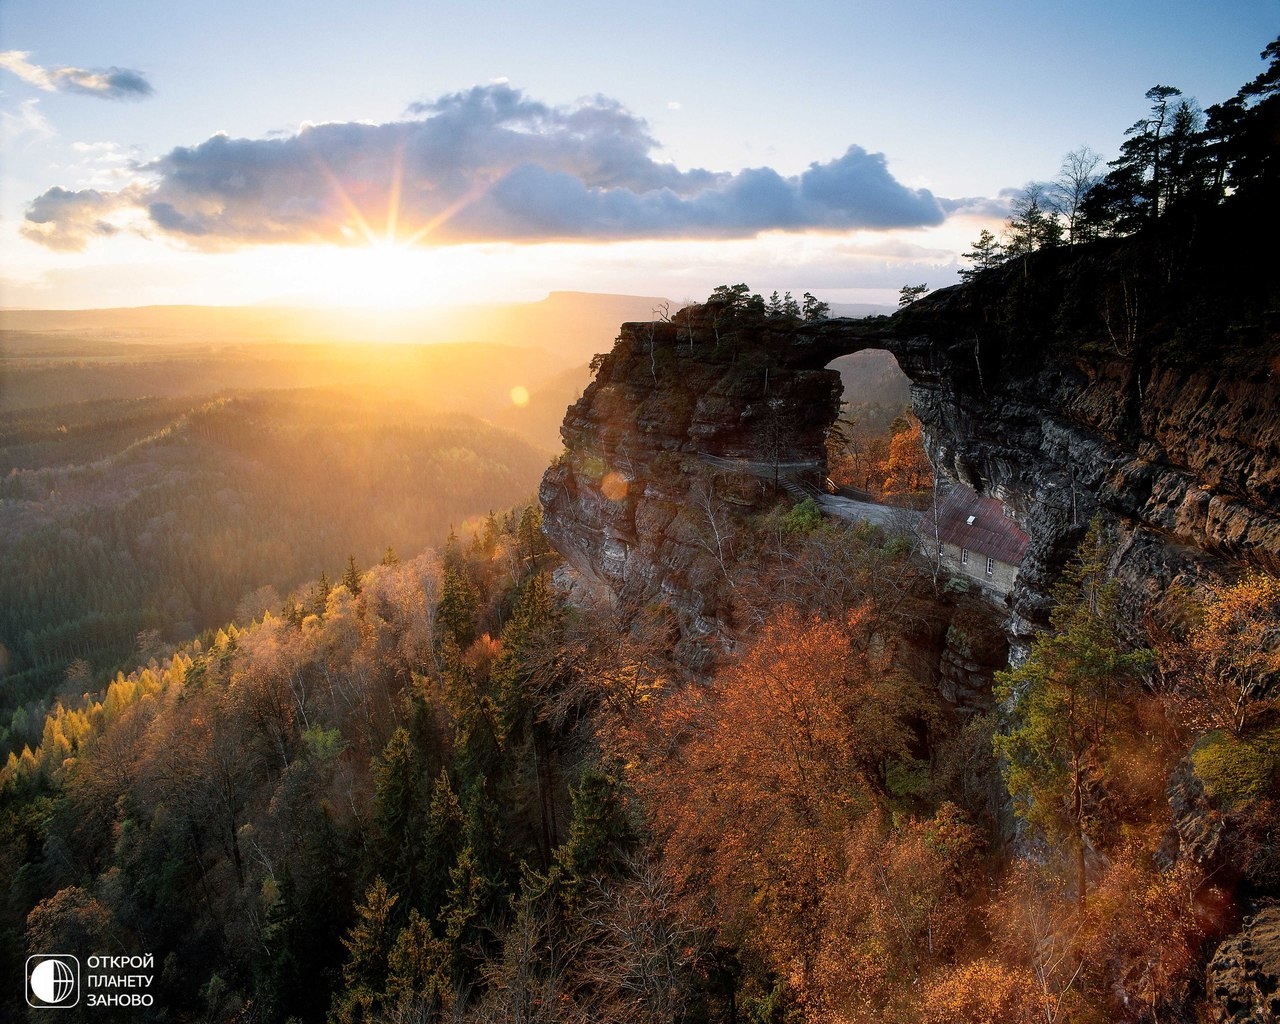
[247,241,484,311]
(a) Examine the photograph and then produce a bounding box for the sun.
[243,241,483,311]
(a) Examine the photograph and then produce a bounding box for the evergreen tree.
[310,572,332,618]
[554,766,637,899]
[993,520,1151,906]
[332,877,399,1021]
[959,228,1004,280]
[341,554,362,597]
[372,728,426,911]
[436,564,478,651]
[801,292,830,320]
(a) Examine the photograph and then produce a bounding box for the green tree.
[341,554,363,597]
[332,877,399,1021]
[899,283,929,307]
[959,228,1003,280]
[993,520,1150,906]
[801,292,830,320]
[554,766,637,903]
[436,563,478,651]
[310,571,333,618]
[372,728,427,909]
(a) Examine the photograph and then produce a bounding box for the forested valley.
[4,484,1274,1023]
[0,324,600,758]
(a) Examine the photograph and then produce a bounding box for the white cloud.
[0,50,153,100]
[1,97,54,144]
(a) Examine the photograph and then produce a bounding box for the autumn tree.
[645,607,933,1013]
[1167,571,1280,736]
[881,415,933,501]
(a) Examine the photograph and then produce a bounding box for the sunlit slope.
[0,387,550,747]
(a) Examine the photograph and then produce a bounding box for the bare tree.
[1048,147,1102,246]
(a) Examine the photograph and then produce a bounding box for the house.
[922,484,1029,598]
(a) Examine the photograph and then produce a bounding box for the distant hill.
[0,291,670,363]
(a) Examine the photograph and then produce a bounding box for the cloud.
[0,50,153,100]
[21,185,143,251]
[23,83,946,251]
[1,97,54,144]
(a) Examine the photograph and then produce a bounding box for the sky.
[1,0,1275,311]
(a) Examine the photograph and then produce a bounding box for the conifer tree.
[341,554,362,597]
[993,519,1151,906]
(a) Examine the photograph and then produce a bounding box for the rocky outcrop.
[539,309,845,660]
[1205,907,1280,1023]
[542,227,1279,655]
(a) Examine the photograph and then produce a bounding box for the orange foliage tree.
[638,606,978,1019]
[881,416,933,499]
[1169,571,1280,736]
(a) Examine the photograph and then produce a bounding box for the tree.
[341,554,363,597]
[959,229,1003,281]
[881,415,933,499]
[1048,147,1102,245]
[332,877,399,1020]
[1167,571,1280,736]
[993,519,1150,905]
[1092,84,1190,231]
[644,607,931,1011]
[801,292,830,321]
[1004,184,1062,268]
[899,283,929,307]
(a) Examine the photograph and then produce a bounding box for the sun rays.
[313,139,492,253]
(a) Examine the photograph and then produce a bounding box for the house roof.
[925,485,1029,565]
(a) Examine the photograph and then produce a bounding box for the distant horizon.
[0,289,896,317]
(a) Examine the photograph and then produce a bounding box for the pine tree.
[993,519,1151,906]
[341,554,362,597]
[801,292,830,320]
[959,229,1003,281]
[310,572,332,618]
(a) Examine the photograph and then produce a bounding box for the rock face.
[1205,908,1280,1023]
[542,225,1279,655]
[539,307,845,659]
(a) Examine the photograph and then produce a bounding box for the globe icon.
[30,957,76,1005]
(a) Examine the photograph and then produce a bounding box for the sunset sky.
[1,0,1274,311]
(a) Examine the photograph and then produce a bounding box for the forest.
[0,326,601,759]
[1,32,1278,1024]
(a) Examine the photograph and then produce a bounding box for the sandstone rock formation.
[1205,907,1280,1023]
[542,209,1279,662]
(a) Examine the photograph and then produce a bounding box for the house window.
[986,556,995,578]
[960,548,969,566]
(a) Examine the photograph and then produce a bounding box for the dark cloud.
[24,83,946,251]
[0,51,153,100]
[59,66,154,100]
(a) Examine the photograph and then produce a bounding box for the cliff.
[541,203,1280,656]
[539,308,847,659]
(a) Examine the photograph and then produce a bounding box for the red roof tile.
[924,485,1029,565]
